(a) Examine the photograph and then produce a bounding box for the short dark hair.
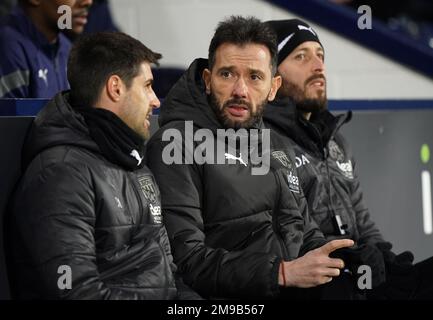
[208,16,278,75]
[67,32,162,108]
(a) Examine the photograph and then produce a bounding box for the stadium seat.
[0,117,33,300]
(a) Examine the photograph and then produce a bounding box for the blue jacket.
[0,6,71,98]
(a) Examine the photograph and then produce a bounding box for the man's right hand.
[279,239,354,288]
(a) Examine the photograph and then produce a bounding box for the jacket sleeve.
[350,167,385,245]
[11,162,154,299]
[158,223,203,299]
[338,133,385,246]
[298,195,328,255]
[146,133,281,299]
[0,34,30,98]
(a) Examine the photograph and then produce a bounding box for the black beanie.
[265,19,322,65]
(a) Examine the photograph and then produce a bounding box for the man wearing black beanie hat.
[266,19,323,66]
[264,18,433,299]
[265,19,327,115]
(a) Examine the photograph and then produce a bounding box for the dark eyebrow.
[216,66,235,73]
[250,68,265,76]
[293,47,307,53]
[216,66,265,77]
[294,46,323,55]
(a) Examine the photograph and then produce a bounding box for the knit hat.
[265,19,322,65]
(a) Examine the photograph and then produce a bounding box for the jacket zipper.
[325,134,350,236]
[325,112,353,236]
[301,112,352,236]
[309,123,340,233]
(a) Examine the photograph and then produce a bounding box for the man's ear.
[268,75,282,101]
[202,68,211,94]
[106,75,124,102]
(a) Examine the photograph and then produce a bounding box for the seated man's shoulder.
[28,145,102,177]
[158,120,189,133]
[332,132,353,157]
[147,120,188,145]
[0,24,34,69]
[0,22,28,48]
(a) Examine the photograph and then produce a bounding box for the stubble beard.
[277,77,327,114]
[208,92,268,129]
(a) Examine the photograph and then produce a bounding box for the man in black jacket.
[7,32,196,299]
[146,16,356,299]
[264,18,433,299]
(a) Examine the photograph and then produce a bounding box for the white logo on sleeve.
[287,171,300,193]
[114,196,123,209]
[149,203,162,224]
[336,160,354,179]
[38,68,48,85]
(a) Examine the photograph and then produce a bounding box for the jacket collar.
[264,98,351,156]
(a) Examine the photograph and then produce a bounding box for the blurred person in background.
[64,0,119,42]
[0,0,90,98]
[0,0,16,22]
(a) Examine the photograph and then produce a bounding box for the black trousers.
[279,257,433,300]
[368,256,433,300]
[279,272,361,300]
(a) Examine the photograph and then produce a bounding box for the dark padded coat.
[264,99,384,245]
[146,59,326,299]
[7,92,178,299]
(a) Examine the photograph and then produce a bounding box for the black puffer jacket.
[8,92,178,299]
[264,99,384,245]
[146,59,326,299]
